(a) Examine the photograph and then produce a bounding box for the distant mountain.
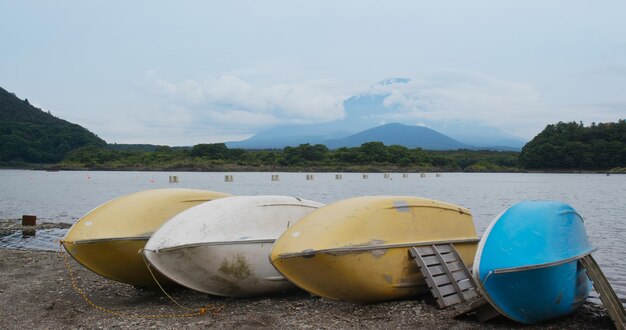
[424,122,526,149]
[0,87,106,163]
[226,92,406,149]
[324,123,470,150]
[226,77,526,150]
[226,122,351,149]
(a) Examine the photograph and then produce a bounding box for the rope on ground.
[140,248,222,313]
[59,241,222,318]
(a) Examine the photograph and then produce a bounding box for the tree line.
[59,120,626,172]
[519,120,626,170]
[61,142,520,172]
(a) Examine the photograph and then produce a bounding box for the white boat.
[143,195,323,297]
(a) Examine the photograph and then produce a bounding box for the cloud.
[85,105,254,146]
[351,70,625,139]
[124,71,349,144]
[373,71,542,122]
[354,70,550,138]
[121,69,622,145]
[138,71,346,128]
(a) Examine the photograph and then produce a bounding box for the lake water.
[1,169,624,302]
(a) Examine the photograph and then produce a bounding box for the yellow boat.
[269,196,479,303]
[61,188,231,287]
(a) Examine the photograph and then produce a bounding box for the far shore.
[1,164,625,174]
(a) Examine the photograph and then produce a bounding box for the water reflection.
[0,228,68,251]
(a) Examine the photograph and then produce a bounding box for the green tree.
[190,143,229,159]
[520,120,626,170]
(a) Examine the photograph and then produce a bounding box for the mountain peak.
[374,77,410,86]
[324,123,469,150]
[377,122,407,128]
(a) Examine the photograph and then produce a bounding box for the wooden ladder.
[579,254,626,330]
[409,243,479,308]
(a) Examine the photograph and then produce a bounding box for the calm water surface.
[1,170,624,301]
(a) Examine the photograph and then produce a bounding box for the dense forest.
[519,120,626,170]
[0,87,106,163]
[60,142,520,172]
[58,121,626,172]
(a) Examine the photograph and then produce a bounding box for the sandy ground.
[0,243,615,330]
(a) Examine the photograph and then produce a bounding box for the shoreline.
[2,165,625,174]
[0,219,72,236]
[0,247,615,329]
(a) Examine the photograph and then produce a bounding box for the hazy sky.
[2,1,625,145]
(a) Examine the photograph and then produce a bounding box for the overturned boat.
[269,196,480,303]
[61,188,231,287]
[473,200,595,324]
[143,195,323,297]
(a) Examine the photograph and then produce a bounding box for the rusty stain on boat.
[219,254,252,280]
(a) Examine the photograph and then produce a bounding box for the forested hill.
[519,120,626,170]
[0,87,106,163]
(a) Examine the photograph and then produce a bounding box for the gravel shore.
[0,244,615,329]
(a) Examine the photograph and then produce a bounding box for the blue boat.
[473,201,595,324]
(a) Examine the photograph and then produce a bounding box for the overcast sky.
[2,1,625,145]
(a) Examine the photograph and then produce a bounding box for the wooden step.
[579,254,626,330]
[409,243,479,308]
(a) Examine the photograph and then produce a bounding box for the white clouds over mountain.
[139,71,346,130]
[138,70,550,140]
[355,70,621,139]
[363,71,545,137]
[131,69,623,145]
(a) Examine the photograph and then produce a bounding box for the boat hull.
[271,241,478,303]
[270,196,479,303]
[479,261,590,324]
[144,195,323,296]
[144,242,291,297]
[473,201,594,324]
[62,189,231,286]
[62,238,173,287]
